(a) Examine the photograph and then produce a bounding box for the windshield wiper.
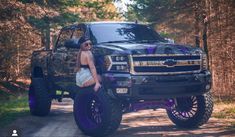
[99,40,162,44]
[100,40,136,44]
[136,40,161,43]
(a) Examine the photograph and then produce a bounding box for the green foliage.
[54,12,80,25]
[159,32,172,38]
[19,0,81,7]
[28,13,80,29]
[24,0,83,49]
[28,16,49,29]
[159,32,177,41]
[0,95,29,127]
[18,0,33,4]
[126,0,190,22]
[26,0,82,28]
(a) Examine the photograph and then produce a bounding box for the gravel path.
[1,99,234,137]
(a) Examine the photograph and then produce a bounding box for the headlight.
[104,55,129,72]
[202,54,208,70]
[111,56,128,62]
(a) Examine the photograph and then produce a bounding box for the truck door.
[62,25,86,88]
[48,29,73,89]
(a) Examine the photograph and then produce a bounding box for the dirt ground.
[0,99,235,137]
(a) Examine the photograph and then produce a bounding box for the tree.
[0,0,120,81]
[126,0,235,97]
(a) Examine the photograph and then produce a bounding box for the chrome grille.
[130,54,201,75]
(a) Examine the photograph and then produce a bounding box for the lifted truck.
[29,22,213,137]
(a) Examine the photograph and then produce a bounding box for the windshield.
[89,23,166,44]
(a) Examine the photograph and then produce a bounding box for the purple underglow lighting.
[131,101,165,111]
[166,99,175,108]
[129,100,176,112]
[29,94,36,109]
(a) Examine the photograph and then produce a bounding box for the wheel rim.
[76,93,104,130]
[89,98,103,124]
[28,86,36,110]
[170,96,198,120]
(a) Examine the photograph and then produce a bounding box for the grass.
[213,102,235,119]
[213,108,235,119]
[0,94,29,127]
[0,80,29,127]
[213,96,235,104]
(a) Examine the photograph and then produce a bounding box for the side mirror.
[64,39,80,49]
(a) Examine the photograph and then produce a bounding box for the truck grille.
[130,54,201,75]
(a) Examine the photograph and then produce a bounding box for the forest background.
[0,0,234,100]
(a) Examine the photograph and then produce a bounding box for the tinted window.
[72,27,84,39]
[57,29,73,49]
[89,23,165,43]
[56,26,85,50]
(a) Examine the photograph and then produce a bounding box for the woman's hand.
[94,82,101,92]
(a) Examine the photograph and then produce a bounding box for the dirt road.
[1,99,234,137]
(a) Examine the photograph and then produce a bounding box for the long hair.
[76,36,92,71]
[76,44,86,72]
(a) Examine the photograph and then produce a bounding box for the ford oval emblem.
[163,59,177,67]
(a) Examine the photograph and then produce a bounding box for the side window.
[56,29,73,50]
[72,27,84,39]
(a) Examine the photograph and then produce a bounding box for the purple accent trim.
[165,99,175,110]
[29,93,36,109]
[177,46,189,54]
[169,96,198,119]
[146,47,156,54]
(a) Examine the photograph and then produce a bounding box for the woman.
[75,36,101,92]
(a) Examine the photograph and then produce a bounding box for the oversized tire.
[73,87,122,137]
[28,78,51,116]
[167,92,213,128]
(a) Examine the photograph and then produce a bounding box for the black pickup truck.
[29,22,213,137]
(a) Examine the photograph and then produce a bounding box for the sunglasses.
[84,42,92,47]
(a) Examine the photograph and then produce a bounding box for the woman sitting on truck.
[75,36,101,92]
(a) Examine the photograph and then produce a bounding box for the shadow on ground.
[1,99,235,137]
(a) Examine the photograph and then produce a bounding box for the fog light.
[206,84,210,90]
[116,88,128,94]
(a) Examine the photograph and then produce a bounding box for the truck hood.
[96,42,202,55]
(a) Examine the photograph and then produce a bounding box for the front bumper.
[103,71,211,100]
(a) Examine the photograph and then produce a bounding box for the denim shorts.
[76,68,93,87]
